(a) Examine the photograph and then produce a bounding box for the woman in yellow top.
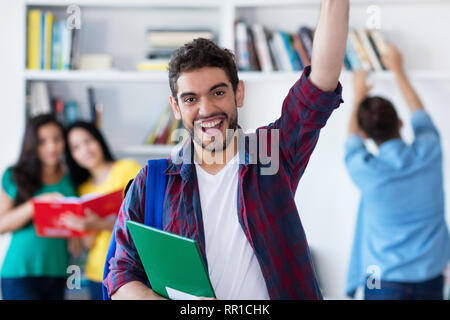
[61,121,141,300]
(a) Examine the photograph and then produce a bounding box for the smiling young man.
[104,0,348,300]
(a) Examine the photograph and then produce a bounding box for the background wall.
[0,0,25,299]
[0,0,449,299]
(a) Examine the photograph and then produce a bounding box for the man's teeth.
[201,119,222,128]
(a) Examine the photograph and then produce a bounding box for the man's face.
[170,67,245,152]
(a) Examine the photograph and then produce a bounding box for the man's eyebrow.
[209,82,229,92]
[178,82,229,100]
[179,91,196,100]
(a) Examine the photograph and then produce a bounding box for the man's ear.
[169,95,182,120]
[398,119,404,129]
[235,80,245,108]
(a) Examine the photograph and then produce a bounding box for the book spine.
[61,23,72,70]
[348,30,372,71]
[251,24,273,72]
[345,39,361,70]
[40,12,46,69]
[70,29,80,70]
[280,32,300,71]
[268,35,282,71]
[87,87,96,124]
[367,31,386,70]
[357,29,383,71]
[292,33,310,68]
[247,27,261,71]
[44,11,53,70]
[235,22,251,71]
[51,20,59,70]
[298,27,313,61]
[369,30,388,70]
[272,32,292,71]
[27,10,41,70]
[64,101,79,125]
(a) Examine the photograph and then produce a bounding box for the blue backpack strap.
[144,158,167,229]
[102,158,168,300]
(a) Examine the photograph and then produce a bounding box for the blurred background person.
[0,114,78,300]
[345,44,450,300]
[61,121,141,300]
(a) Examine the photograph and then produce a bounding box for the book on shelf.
[138,28,215,72]
[144,105,188,146]
[26,9,80,71]
[87,87,103,128]
[146,28,215,48]
[251,24,274,72]
[298,26,314,62]
[235,22,251,71]
[235,22,389,73]
[357,29,384,71]
[137,59,170,71]
[235,22,314,72]
[27,82,102,127]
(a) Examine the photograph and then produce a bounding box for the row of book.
[137,28,215,71]
[27,82,102,127]
[235,22,312,72]
[235,21,389,72]
[27,10,80,70]
[144,105,188,146]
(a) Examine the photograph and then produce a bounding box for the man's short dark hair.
[168,38,239,101]
[357,96,400,144]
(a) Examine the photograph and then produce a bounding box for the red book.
[32,189,124,238]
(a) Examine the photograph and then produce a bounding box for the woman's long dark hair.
[65,121,115,188]
[12,114,65,206]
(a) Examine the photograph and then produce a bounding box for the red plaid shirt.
[104,66,343,299]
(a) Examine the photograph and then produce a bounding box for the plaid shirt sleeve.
[268,66,343,184]
[103,165,149,296]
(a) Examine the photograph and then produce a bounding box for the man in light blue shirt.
[345,44,450,299]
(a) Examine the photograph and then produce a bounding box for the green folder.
[126,220,215,299]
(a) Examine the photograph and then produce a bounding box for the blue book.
[40,12,46,69]
[344,54,352,70]
[345,39,361,71]
[280,32,301,71]
[64,101,79,125]
[51,20,59,70]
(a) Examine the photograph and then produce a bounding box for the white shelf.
[116,144,181,156]
[24,69,169,82]
[24,0,448,8]
[25,0,222,8]
[24,69,450,82]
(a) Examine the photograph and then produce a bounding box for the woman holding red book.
[61,121,141,300]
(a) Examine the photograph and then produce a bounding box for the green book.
[126,220,215,299]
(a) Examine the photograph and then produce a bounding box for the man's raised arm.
[309,0,349,92]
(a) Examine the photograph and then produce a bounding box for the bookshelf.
[9,0,450,298]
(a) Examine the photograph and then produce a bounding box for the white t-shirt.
[195,153,270,300]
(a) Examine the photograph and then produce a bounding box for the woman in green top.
[0,114,78,300]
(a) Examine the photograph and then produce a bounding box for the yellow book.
[27,10,41,70]
[137,59,169,71]
[44,11,53,70]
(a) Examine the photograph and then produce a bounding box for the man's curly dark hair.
[168,38,239,102]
